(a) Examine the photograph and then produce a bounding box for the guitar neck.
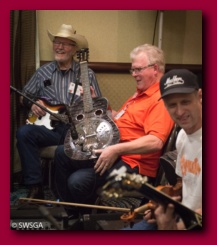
[80,61,93,113]
[139,182,202,230]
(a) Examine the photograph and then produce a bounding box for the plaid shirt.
[23,60,101,105]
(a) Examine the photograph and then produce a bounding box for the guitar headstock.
[77,48,89,62]
[99,166,148,199]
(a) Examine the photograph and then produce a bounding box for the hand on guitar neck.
[80,86,97,98]
[120,182,182,226]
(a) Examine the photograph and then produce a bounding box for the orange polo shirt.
[114,82,174,177]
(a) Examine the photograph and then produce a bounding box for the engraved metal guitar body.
[64,49,120,160]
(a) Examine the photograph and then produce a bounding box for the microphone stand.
[38,205,62,230]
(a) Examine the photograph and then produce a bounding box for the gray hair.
[130,44,165,73]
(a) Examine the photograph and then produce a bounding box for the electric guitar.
[100,166,202,230]
[26,99,67,130]
[64,48,120,160]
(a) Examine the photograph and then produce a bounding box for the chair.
[154,124,180,186]
[159,150,178,186]
[39,146,57,188]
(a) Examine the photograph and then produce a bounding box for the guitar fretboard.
[80,61,93,113]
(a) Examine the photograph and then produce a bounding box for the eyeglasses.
[129,64,154,74]
[53,40,76,48]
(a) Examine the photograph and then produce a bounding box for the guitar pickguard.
[26,102,66,130]
[64,97,120,160]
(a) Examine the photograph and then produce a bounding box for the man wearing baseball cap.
[124,69,202,230]
[153,69,202,229]
[159,69,201,134]
[16,24,102,199]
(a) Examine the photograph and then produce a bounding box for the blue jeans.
[16,123,68,185]
[122,219,157,230]
[54,145,139,204]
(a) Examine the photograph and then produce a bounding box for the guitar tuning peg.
[109,166,127,177]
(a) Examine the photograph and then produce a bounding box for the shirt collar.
[137,81,160,97]
[54,60,75,72]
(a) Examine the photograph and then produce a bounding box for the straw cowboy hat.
[47,24,88,49]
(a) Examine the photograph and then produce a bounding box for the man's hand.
[153,196,182,230]
[94,146,119,176]
[31,99,46,117]
[144,196,184,230]
[154,203,178,230]
[80,86,97,98]
[144,209,157,224]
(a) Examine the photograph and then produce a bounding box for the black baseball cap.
[159,69,199,99]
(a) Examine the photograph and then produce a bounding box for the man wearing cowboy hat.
[16,24,102,199]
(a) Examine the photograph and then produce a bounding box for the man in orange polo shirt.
[54,44,174,208]
[94,44,174,181]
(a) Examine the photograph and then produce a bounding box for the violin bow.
[19,197,139,213]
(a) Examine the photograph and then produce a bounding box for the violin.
[120,182,182,224]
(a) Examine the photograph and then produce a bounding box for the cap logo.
[164,75,184,89]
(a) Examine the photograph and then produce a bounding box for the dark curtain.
[10,10,36,190]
